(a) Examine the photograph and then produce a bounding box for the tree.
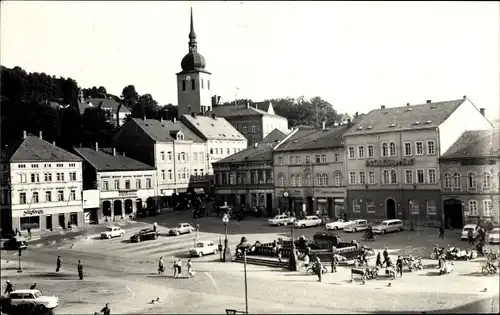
[81,107,115,147]
[121,85,139,107]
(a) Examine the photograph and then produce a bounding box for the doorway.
[306,196,314,215]
[443,199,464,229]
[46,215,52,231]
[266,193,273,217]
[240,194,246,209]
[58,214,65,228]
[386,198,397,219]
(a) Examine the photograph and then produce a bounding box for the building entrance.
[443,199,463,229]
[386,198,397,219]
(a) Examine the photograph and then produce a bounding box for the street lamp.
[17,248,22,273]
[222,214,232,262]
[237,238,252,315]
[288,225,298,272]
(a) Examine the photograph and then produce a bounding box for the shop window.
[70,212,78,226]
[20,216,40,230]
[409,199,420,214]
[366,199,376,213]
[352,199,361,212]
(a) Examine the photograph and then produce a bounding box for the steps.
[233,256,289,269]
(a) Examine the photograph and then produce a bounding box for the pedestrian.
[439,225,444,239]
[27,227,31,239]
[4,280,14,294]
[331,254,339,273]
[158,257,164,275]
[172,261,178,277]
[30,283,38,290]
[153,222,158,232]
[56,256,63,273]
[315,257,323,282]
[277,246,283,263]
[468,230,474,246]
[382,248,389,267]
[396,256,403,278]
[375,252,382,268]
[176,259,182,277]
[187,259,195,277]
[77,260,84,280]
[14,228,20,237]
[100,303,111,315]
[316,209,320,216]
[438,255,445,269]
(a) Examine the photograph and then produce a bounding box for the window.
[102,181,109,191]
[305,156,311,164]
[44,173,52,182]
[404,142,412,156]
[444,173,452,188]
[45,191,52,202]
[125,180,131,190]
[191,80,195,90]
[31,164,39,168]
[69,172,76,181]
[426,200,436,214]
[358,146,365,158]
[136,179,141,189]
[382,169,390,184]
[146,178,152,188]
[321,154,326,163]
[390,169,397,184]
[56,173,64,181]
[352,199,361,212]
[210,148,214,155]
[18,164,26,168]
[57,190,64,201]
[389,142,396,156]
[291,175,296,186]
[349,172,356,185]
[366,199,376,213]
[453,172,461,188]
[251,125,257,133]
[315,155,321,163]
[32,192,39,203]
[295,156,301,164]
[31,173,39,183]
[201,79,204,89]
[427,169,437,184]
[483,200,493,216]
[208,80,210,90]
[161,151,165,160]
[18,174,27,183]
[348,147,355,159]
[468,172,476,189]
[381,142,389,157]
[19,192,26,204]
[167,152,172,161]
[334,171,342,186]
[368,145,374,158]
[70,190,76,201]
[182,80,186,91]
[56,163,63,168]
[242,125,248,133]
[289,156,294,165]
[20,216,40,231]
[368,171,375,184]
[114,180,120,190]
[415,141,424,155]
[69,163,75,167]
[278,174,284,186]
[226,148,230,155]
[416,169,425,184]
[405,169,413,184]
[161,170,166,180]
[359,172,366,185]
[304,170,311,186]
[322,174,328,186]
[483,172,491,188]
[334,153,340,162]
[409,199,420,214]
[426,141,435,155]
[168,170,173,180]
[296,175,302,186]
[278,157,283,165]
[316,174,323,186]
[468,200,478,216]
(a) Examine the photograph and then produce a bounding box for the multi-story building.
[273,124,352,218]
[180,113,247,174]
[74,146,156,222]
[112,117,207,205]
[213,129,287,215]
[208,102,289,146]
[0,132,84,235]
[439,129,499,228]
[343,97,493,225]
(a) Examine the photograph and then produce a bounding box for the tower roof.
[180,7,207,73]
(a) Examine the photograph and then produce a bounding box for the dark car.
[3,236,28,250]
[130,228,159,243]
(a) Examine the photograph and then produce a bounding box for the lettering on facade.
[461,159,496,166]
[118,191,137,197]
[365,158,415,167]
[23,209,44,216]
[194,188,205,193]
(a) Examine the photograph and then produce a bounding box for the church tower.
[176,8,212,118]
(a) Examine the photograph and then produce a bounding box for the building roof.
[2,135,82,163]
[440,129,500,159]
[208,104,285,119]
[131,118,204,143]
[74,147,155,172]
[214,129,287,164]
[343,98,466,136]
[78,98,130,115]
[275,125,351,152]
[180,114,246,141]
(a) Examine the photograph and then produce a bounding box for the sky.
[1,1,499,121]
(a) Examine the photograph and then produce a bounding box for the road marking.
[205,272,219,293]
[124,285,136,302]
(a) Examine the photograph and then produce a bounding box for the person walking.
[396,256,403,278]
[27,227,32,239]
[375,252,383,268]
[187,259,195,277]
[382,248,389,267]
[158,257,164,275]
[4,280,14,294]
[172,261,178,277]
[331,254,339,273]
[77,260,84,280]
[176,259,182,277]
[153,222,158,232]
[56,256,63,273]
[315,257,323,282]
[468,230,474,246]
[439,225,445,239]
[100,303,111,315]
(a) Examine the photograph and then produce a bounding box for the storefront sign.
[23,209,44,216]
[194,188,205,194]
[118,191,137,197]
[461,159,496,166]
[365,158,415,167]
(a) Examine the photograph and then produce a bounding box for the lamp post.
[237,239,251,314]
[289,225,298,271]
[17,248,22,273]
[222,214,232,262]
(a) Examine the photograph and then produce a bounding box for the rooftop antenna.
[235,87,239,105]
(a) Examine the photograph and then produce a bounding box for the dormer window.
[177,133,184,141]
[424,120,432,124]
[414,121,420,125]
[388,124,396,128]
[367,126,373,130]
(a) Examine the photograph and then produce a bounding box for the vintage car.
[488,228,500,244]
[168,223,196,236]
[325,219,354,231]
[372,219,404,234]
[189,241,218,257]
[130,228,159,243]
[268,214,296,226]
[100,226,125,239]
[6,289,58,311]
[461,224,480,240]
[344,219,370,233]
[294,216,323,228]
[2,236,28,250]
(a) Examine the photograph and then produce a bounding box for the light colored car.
[488,228,500,244]
[268,214,296,226]
[294,216,322,228]
[325,219,353,231]
[8,289,59,311]
[168,223,195,236]
[100,226,125,239]
[344,219,370,233]
[461,224,480,240]
[189,241,218,257]
[372,219,404,234]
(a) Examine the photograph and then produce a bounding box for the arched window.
[296,174,302,186]
[278,173,285,186]
[443,173,452,188]
[483,172,491,188]
[334,171,342,186]
[322,174,328,186]
[390,169,397,184]
[291,175,296,187]
[468,200,478,216]
[304,170,311,186]
[468,172,476,189]
[382,169,390,184]
[382,142,389,157]
[453,172,461,188]
[316,174,323,186]
[389,142,396,156]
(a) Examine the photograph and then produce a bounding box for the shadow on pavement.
[420,271,441,276]
[459,271,487,277]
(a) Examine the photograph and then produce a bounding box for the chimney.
[406,103,410,106]
[122,152,126,157]
[143,115,146,121]
[95,142,98,151]
[112,148,116,156]
[322,122,326,130]
[212,114,216,119]
[246,102,250,109]
[380,105,385,109]
[347,119,352,125]
[253,143,258,148]
[426,100,432,103]
[22,130,27,139]
[479,108,485,116]
[255,104,259,110]
[39,131,43,139]
[173,117,177,123]
[160,117,163,123]
[52,141,56,146]
[191,112,196,118]
[463,95,467,99]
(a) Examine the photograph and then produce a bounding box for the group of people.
[54,256,84,280]
[158,257,195,278]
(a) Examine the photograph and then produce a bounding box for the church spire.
[188,7,197,52]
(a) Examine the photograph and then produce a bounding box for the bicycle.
[306,265,328,275]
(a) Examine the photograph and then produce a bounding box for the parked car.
[372,219,404,234]
[294,216,323,228]
[488,228,500,244]
[2,236,28,250]
[130,228,159,243]
[461,224,480,240]
[344,219,370,233]
[100,226,125,239]
[325,219,353,231]
[268,214,296,226]
[6,289,58,312]
[168,223,196,236]
[189,241,218,257]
